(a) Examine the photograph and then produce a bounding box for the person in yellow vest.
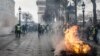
[92,25,98,44]
[89,25,94,40]
[15,24,21,38]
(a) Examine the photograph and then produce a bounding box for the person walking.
[38,24,42,39]
[15,24,21,39]
[22,25,26,35]
[92,26,98,44]
[86,27,91,41]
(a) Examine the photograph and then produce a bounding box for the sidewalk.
[0,33,14,37]
[0,33,15,50]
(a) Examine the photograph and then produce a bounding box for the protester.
[86,27,91,41]
[92,25,98,44]
[38,24,42,38]
[15,24,21,38]
[22,25,26,34]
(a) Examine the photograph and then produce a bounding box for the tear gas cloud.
[49,20,66,56]
[0,11,17,35]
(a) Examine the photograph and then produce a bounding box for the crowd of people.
[85,24,100,44]
[38,24,50,38]
[14,23,50,39]
[14,23,100,44]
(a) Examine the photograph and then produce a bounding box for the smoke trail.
[0,11,17,35]
[49,20,66,56]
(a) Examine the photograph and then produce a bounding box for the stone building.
[43,0,61,24]
[37,0,76,24]
[37,0,46,24]
[0,0,16,35]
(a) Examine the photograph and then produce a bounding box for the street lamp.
[82,2,85,27]
[82,2,85,38]
[18,7,21,25]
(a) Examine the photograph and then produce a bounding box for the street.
[0,32,100,56]
[0,0,100,56]
[0,32,53,56]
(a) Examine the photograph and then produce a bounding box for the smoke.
[49,20,66,56]
[0,11,17,35]
[53,41,66,56]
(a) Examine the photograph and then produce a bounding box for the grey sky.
[15,0,38,23]
[14,0,100,23]
[78,0,100,15]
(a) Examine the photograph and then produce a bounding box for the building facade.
[42,0,61,24]
[37,0,46,24]
[37,0,76,24]
[0,0,16,35]
[0,0,15,15]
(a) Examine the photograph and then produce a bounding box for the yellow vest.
[17,26,21,31]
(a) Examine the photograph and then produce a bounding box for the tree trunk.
[91,0,97,26]
[73,0,78,24]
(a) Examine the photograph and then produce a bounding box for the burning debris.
[64,25,91,54]
[54,25,95,56]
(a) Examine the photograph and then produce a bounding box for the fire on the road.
[64,25,91,54]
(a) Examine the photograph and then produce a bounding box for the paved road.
[0,32,54,56]
[0,32,100,56]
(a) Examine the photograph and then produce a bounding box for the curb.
[0,33,14,37]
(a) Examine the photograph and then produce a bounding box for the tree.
[22,12,33,32]
[22,12,32,21]
[72,0,82,23]
[22,12,33,26]
[91,0,97,26]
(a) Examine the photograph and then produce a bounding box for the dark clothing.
[38,25,41,33]
[22,25,27,34]
[91,26,98,43]
[90,26,98,43]
[38,24,44,39]
[38,24,42,38]
[86,27,91,40]
[15,25,21,38]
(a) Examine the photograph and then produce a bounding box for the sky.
[68,0,100,15]
[15,0,38,23]
[15,0,100,23]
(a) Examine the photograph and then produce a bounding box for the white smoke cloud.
[49,20,66,56]
[0,11,17,35]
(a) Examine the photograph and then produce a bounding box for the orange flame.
[64,25,91,54]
